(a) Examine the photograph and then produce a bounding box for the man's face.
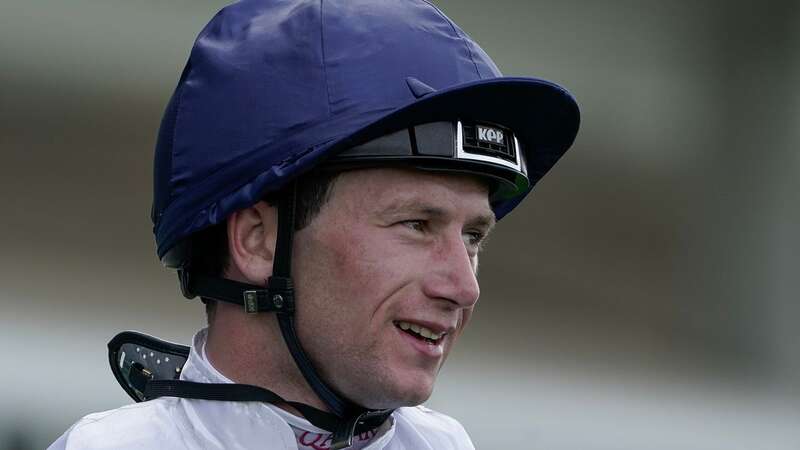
[292,167,495,409]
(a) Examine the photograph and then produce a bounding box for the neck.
[205,301,331,414]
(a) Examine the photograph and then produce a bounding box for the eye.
[463,230,486,250]
[401,219,426,232]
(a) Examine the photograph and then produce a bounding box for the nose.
[422,233,481,308]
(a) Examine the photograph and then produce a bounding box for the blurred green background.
[1,1,798,449]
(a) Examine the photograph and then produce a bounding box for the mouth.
[393,320,447,346]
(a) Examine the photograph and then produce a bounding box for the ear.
[226,201,277,285]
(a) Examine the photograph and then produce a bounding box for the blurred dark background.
[1,1,798,449]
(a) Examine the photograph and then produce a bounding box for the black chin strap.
[169,181,393,449]
[269,183,352,417]
[140,379,389,448]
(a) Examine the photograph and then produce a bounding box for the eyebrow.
[377,198,497,231]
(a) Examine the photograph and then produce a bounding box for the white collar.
[181,327,395,442]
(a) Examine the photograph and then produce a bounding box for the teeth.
[396,321,445,340]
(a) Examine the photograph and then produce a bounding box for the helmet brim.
[303,76,580,217]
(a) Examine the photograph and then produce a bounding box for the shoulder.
[49,397,297,450]
[392,405,475,450]
[48,398,191,450]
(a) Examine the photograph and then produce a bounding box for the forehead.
[328,167,493,218]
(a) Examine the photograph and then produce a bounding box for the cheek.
[324,227,376,291]
[442,307,474,359]
[301,225,392,321]
[297,220,427,333]
[328,228,416,296]
[453,307,474,338]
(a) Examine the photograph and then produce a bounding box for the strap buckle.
[331,411,365,450]
[243,278,295,314]
[243,290,268,314]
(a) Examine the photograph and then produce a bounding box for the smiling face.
[291,167,495,409]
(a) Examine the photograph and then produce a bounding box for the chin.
[355,374,436,410]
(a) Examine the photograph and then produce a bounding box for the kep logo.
[477,125,504,145]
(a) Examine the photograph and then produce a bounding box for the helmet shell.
[153,0,580,263]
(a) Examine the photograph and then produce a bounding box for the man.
[51,0,579,448]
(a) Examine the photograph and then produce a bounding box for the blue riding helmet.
[152,0,580,266]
